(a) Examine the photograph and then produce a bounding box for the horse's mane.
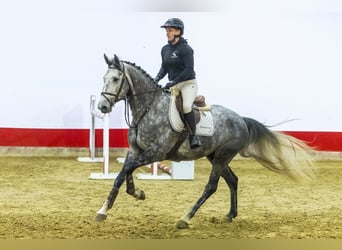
[123,61,159,86]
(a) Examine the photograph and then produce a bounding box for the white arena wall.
[0,1,341,155]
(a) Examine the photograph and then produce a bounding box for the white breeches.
[173,79,198,114]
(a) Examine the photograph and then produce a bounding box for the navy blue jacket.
[155,37,196,86]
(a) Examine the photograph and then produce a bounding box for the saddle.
[170,87,211,125]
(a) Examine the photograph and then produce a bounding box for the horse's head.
[98,54,130,113]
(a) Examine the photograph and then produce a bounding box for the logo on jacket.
[171,51,178,59]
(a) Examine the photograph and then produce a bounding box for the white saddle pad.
[168,95,214,136]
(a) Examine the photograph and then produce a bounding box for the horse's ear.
[104,54,112,66]
[113,54,122,70]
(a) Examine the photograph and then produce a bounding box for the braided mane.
[123,61,159,86]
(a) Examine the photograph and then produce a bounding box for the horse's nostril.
[100,105,112,114]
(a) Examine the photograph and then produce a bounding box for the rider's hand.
[164,81,174,89]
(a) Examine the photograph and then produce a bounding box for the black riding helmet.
[160,18,184,36]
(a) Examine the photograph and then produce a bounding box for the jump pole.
[136,162,172,180]
[77,95,104,163]
[89,113,118,180]
[76,95,118,180]
[136,161,194,180]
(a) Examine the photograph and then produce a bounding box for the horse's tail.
[240,117,315,182]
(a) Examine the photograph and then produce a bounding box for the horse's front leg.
[95,150,157,222]
[126,173,145,200]
[95,168,129,222]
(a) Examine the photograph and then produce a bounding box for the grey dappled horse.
[95,54,314,229]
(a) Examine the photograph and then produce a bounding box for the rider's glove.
[164,81,174,89]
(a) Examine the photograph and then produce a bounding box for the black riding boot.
[184,111,202,149]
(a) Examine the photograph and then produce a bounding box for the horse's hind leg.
[176,165,221,229]
[206,152,238,222]
[220,164,238,222]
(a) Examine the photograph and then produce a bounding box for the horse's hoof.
[225,216,233,223]
[176,220,189,229]
[95,213,107,222]
[135,188,145,200]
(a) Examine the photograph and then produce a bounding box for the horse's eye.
[113,76,119,82]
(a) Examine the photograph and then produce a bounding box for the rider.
[154,18,202,149]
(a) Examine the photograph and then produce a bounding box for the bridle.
[100,64,127,106]
[100,62,163,128]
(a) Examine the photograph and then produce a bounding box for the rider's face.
[165,27,181,43]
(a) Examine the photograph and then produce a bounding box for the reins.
[124,87,160,128]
